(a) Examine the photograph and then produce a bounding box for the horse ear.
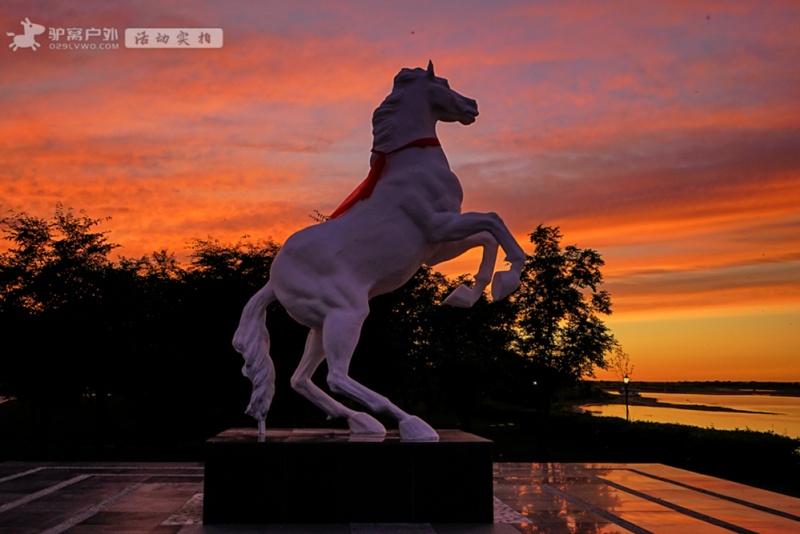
[427,60,435,78]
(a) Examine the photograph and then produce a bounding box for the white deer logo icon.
[7,17,45,51]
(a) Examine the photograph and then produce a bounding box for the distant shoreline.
[583,394,779,415]
[590,380,800,397]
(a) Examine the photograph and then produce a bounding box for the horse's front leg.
[425,232,498,307]
[426,211,526,301]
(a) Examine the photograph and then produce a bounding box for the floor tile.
[0,461,798,533]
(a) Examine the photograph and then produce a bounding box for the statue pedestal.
[203,428,493,524]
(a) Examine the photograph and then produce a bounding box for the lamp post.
[623,375,630,422]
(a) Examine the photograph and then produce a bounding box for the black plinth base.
[203,428,493,524]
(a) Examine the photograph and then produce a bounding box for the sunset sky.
[2,1,798,381]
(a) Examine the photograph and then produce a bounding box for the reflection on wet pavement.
[494,463,800,533]
[0,461,798,532]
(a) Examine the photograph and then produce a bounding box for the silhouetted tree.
[511,225,616,399]
[0,205,121,406]
[0,203,117,313]
[607,345,635,383]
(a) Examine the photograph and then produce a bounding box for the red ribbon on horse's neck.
[329,137,441,219]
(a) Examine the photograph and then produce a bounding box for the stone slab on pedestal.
[203,428,493,524]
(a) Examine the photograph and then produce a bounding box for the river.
[580,392,800,439]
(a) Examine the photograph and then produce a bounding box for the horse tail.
[232,281,277,433]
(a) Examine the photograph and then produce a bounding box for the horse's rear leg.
[291,328,386,436]
[323,310,438,441]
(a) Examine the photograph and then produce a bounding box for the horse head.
[392,61,479,125]
[427,60,479,125]
[22,17,45,36]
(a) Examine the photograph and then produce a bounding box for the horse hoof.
[399,416,439,441]
[348,412,387,436]
[491,270,521,301]
[443,284,478,308]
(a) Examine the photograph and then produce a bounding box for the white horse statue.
[233,62,526,441]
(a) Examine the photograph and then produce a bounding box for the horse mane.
[371,68,427,152]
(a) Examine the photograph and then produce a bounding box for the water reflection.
[495,463,624,532]
[580,393,800,438]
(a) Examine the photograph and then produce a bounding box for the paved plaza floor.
[0,461,798,533]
